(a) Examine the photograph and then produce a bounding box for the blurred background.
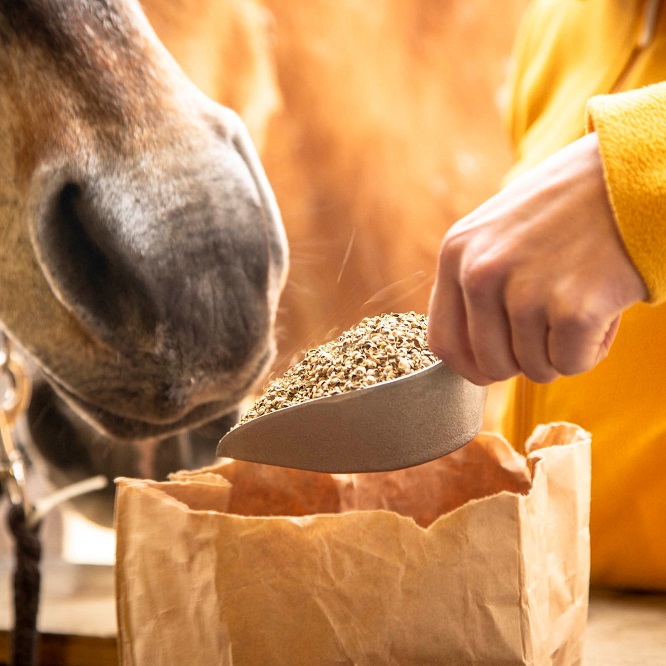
[144,0,529,373]
[1,3,530,660]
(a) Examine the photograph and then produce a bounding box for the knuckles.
[461,255,504,300]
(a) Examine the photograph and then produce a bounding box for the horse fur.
[0,0,288,517]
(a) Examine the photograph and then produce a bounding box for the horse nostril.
[55,184,110,303]
[36,181,157,344]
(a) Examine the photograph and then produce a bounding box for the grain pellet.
[238,312,437,425]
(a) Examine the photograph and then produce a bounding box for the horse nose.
[30,144,281,367]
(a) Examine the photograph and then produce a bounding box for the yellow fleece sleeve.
[587,83,666,303]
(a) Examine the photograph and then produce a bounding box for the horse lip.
[40,345,274,440]
[43,377,240,441]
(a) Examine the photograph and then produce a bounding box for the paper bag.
[115,422,591,665]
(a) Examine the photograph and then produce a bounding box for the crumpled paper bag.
[115,422,590,665]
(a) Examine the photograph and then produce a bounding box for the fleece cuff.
[587,83,666,304]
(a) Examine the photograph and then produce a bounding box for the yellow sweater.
[503,0,666,590]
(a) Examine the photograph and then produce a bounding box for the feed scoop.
[216,361,487,473]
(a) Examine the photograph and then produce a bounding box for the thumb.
[595,315,621,365]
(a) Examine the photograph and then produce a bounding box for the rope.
[6,504,42,666]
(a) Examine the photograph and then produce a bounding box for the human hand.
[427,132,648,386]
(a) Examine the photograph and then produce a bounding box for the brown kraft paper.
[115,422,591,665]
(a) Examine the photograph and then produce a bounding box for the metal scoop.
[216,361,487,473]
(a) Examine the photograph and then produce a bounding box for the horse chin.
[23,377,240,528]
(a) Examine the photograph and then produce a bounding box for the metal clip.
[0,337,33,518]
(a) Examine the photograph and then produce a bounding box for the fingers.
[429,261,520,386]
[428,272,489,385]
[546,301,621,376]
[505,287,622,382]
[429,273,620,385]
[429,259,555,385]
[508,313,559,384]
[461,262,519,381]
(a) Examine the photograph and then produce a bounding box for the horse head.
[0,0,288,519]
